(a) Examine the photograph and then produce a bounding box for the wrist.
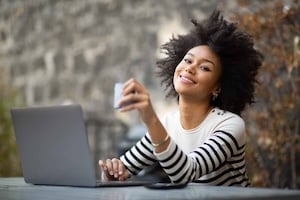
[151,134,169,148]
[144,114,160,128]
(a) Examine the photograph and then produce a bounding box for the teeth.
[180,75,194,83]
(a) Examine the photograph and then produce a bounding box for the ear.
[212,84,221,95]
[214,87,221,94]
[212,87,221,101]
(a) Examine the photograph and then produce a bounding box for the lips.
[179,75,196,84]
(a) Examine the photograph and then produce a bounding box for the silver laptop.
[10,104,151,187]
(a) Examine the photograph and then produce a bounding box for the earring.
[212,93,218,101]
[212,88,221,101]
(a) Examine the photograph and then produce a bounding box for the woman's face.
[173,45,222,103]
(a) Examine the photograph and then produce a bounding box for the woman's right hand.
[119,78,157,125]
[98,158,130,181]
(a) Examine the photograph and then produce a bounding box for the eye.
[199,65,211,71]
[183,58,192,64]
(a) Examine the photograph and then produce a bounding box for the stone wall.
[1,0,298,182]
[3,0,287,117]
[0,0,236,163]
[0,0,224,119]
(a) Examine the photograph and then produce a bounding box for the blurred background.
[0,0,299,188]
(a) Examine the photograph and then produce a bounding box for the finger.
[120,99,149,112]
[98,160,107,170]
[117,160,125,176]
[118,175,126,181]
[99,160,112,181]
[122,79,135,94]
[119,92,148,109]
[123,78,135,88]
[123,79,145,96]
[119,92,140,106]
[117,160,127,181]
[112,158,120,178]
[105,159,114,176]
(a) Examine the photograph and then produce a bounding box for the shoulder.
[210,107,245,129]
[210,108,246,144]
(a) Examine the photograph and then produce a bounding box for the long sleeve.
[120,134,156,175]
[154,129,248,186]
[120,108,250,186]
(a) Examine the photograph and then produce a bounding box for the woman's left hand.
[99,158,129,181]
[118,78,156,125]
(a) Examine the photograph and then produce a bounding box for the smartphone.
[114,83,124,109]
[114,82,134,109]
[144,183,188,190]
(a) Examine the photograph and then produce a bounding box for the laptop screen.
[11,104,98,187]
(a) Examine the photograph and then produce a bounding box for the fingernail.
[109,171,113,176]
[119,171,123,175]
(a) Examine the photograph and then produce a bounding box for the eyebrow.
[187,52,216,67]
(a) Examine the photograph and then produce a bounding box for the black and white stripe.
[120,129,249,186]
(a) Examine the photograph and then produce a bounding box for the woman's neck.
[178,97,212,130]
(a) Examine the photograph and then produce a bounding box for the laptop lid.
[11,104,98,187]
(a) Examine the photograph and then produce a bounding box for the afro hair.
[156,10,263,115]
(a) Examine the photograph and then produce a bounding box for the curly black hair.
[156,10,263,115]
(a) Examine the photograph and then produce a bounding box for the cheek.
[173,66,181,88]
[174,62,184,73]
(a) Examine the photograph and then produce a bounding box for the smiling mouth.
[179,75,196,84]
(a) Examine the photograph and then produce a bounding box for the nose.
[185,64,196,74]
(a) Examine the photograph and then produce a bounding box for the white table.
[1,177,300,200]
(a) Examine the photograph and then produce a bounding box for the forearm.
[144,114,170,153]
[120,134,157,175]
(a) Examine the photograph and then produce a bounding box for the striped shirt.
[120,107,250,186]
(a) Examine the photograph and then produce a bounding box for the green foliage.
[0,69,23,177]
[234,1,300,188]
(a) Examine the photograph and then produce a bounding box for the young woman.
[99,10,263,187]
